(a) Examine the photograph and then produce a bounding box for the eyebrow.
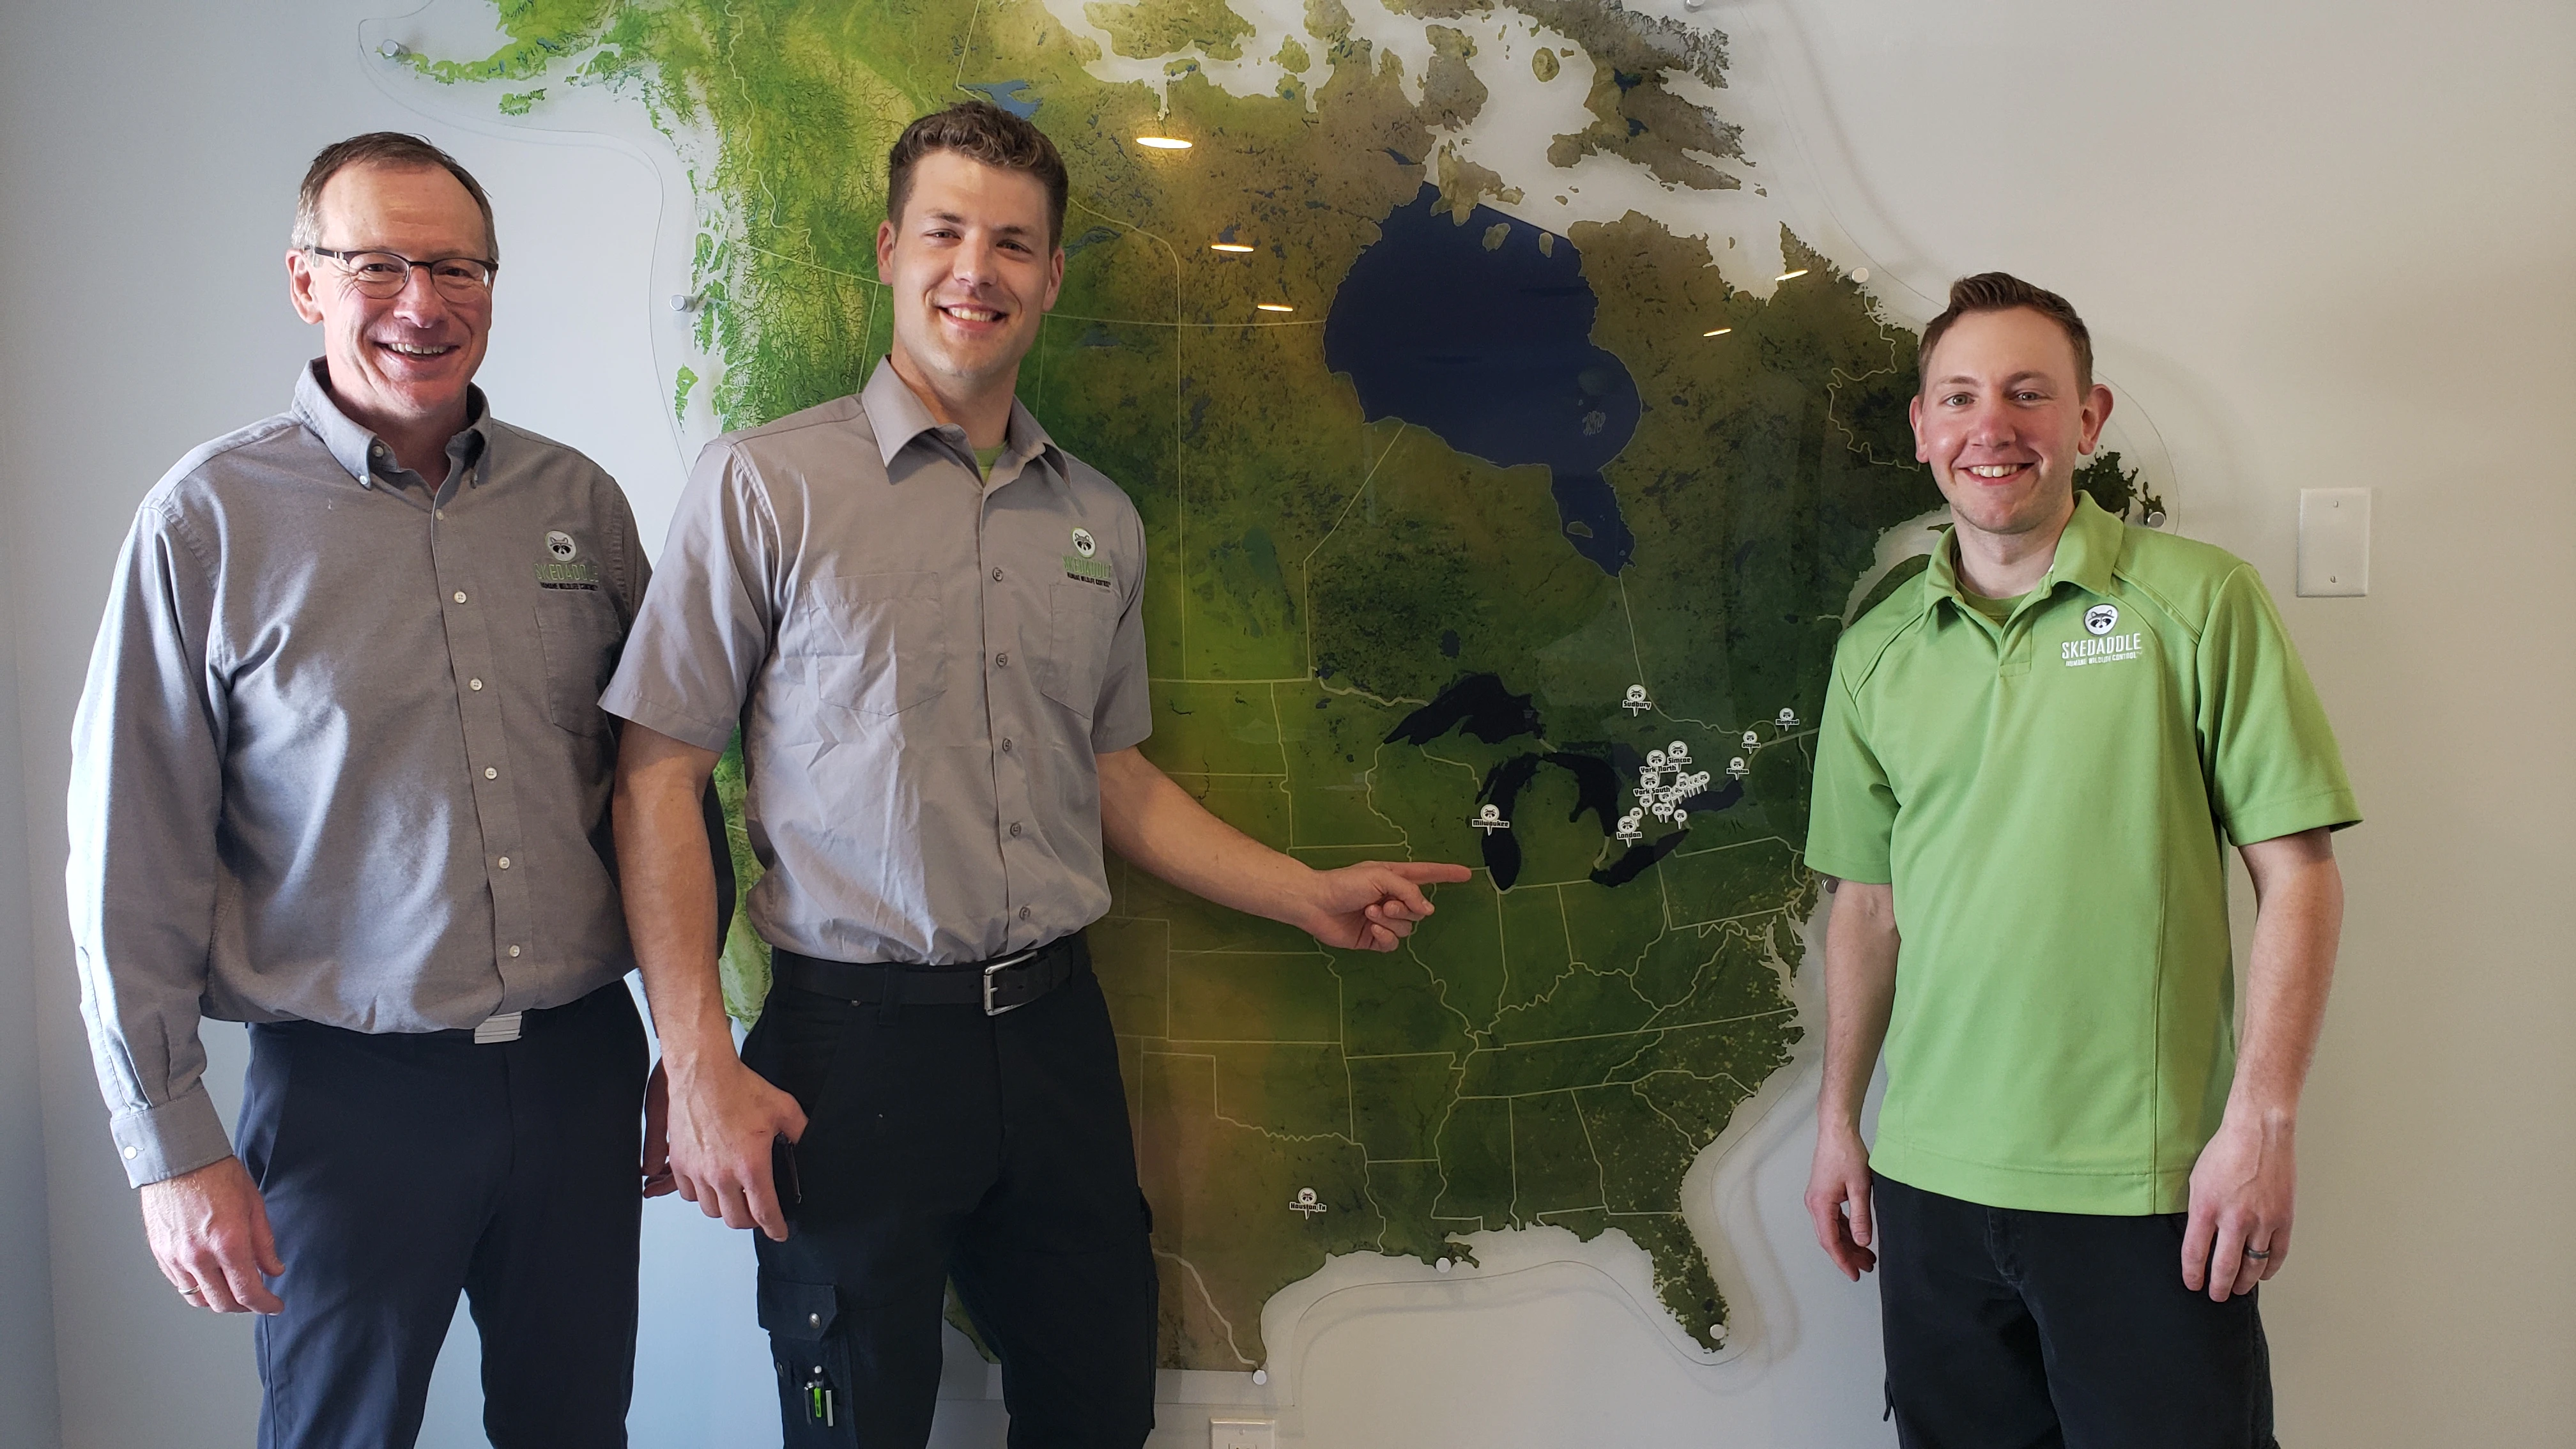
[920,209,1038,237]
[1933,370,2058,390]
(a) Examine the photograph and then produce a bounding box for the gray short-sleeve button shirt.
[602,362,1151,966]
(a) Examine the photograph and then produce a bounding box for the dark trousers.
[238,983,648,1449]
[742,939,1157,1448]
[1874,1173,2278,1449]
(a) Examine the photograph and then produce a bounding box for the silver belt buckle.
[981,947,1039,1016]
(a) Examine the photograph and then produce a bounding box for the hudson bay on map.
[392,0,2162,1372]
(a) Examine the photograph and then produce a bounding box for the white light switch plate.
[1211,1418,1276,1449]
[2297,487,2370,597]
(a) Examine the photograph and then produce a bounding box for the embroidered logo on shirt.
[1070,526,1097,558]
[1064,553,1114,589]
[2063,631,2143,667]
[537,531,601,590]
[2084,603,2119,635]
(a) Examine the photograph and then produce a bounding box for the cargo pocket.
[1036,580,1117,717]
[790,572,949,720]
[535,595,622,736]
[759,1274,852,1444]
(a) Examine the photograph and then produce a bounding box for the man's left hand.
[1296,861,1473,951]
[2181,1110,2296,1301]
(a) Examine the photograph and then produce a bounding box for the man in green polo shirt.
[1803,273,2356,1448]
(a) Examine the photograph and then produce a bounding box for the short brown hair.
[886,101,1069,247]
[1917,272,2092,394]
[293,132,498,264]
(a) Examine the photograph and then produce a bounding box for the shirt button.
[496,856,512,870]
[452,591,468,604]
[992,567,1004,582]
[1000,738,1013,754]
[469,678,484,691]
[483,767,498,780]
[122,1146,138,1160]
[434,509,445,520]
[509,945,521,958]
[1018,905,1032,921]
[1009,822,1023,838]
[995,652,1009,669]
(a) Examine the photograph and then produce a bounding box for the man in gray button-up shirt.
[67,134,652,1447]
[608,102,1469,1446]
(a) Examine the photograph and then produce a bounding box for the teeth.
[946,307,1000,322]
[386,342,452,356]
[1966,464,2022,478]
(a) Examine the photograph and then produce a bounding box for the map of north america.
[409,0,2069,1370]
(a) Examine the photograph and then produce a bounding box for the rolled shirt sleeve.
[65,500,235,1187]
[601,441,778,751]
[1089,507,1153,755]
[2196,565,2361,845]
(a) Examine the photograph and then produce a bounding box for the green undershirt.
[974,443,1006,479]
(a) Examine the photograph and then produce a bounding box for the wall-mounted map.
[404,0,2137,1377]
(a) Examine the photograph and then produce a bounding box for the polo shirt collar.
[1921,492,2124,618]
[291,358,491,491]
[858,357,1066,486]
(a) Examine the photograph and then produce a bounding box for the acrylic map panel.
[404,0,2123,1372]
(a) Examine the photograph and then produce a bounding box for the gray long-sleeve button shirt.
[601,361,1151,967]
[67,362,646,1187]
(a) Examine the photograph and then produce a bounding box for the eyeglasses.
[307,247,498,300]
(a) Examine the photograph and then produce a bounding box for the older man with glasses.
[66,132,660,1448]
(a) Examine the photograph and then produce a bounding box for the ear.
[286,249,325,325]
[2076,381,2115,454]
[1041,243,1065,314]
[1907,392,1929,463]
[875,217,897,279]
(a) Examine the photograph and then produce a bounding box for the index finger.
[1388,861,1473,885]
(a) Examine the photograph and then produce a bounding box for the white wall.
[0,394,65,1448]
[2,1,2568,1446]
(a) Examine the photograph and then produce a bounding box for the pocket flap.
[757,1275,841,1341]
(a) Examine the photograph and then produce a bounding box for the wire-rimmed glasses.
[306,247,497,300]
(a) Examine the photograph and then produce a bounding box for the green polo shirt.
[1807,495,2358,1214]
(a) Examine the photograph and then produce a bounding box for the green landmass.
[433,0,1938,1367]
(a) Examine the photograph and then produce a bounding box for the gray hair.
[292,132,498,263]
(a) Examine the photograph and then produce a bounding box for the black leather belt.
[770,931,1086,1016]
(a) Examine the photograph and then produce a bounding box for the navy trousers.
[742,937,1158,1448]
[238,982,648,1449]
[1874,1173,2278,1449]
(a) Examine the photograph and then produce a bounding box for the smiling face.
[875,148,1063,408]
[1910,305,2113,542]
[285,162,493,440]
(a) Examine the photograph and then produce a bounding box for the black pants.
[1874,1173,2278,1449]
[238,983,648,1449]
[742,939,1157,1448]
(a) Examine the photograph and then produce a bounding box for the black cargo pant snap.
[239,982,648,1449]
[743,937,1157,1448]
[1874,1173,2278,1449]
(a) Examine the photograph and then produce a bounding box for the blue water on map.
[1324,185,1640,574]
[960,80,1039,118]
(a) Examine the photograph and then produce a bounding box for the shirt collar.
[1920,491,2124,617]
[857,357,1065,486]
[291,358,491,490]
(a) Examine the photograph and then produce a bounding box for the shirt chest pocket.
[793,572,949,718]
[535,594,625,736]
[1036,581,1119,719]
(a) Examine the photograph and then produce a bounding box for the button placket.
[428,505,536,999]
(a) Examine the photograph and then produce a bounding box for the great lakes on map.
[413,0,2138,1370]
